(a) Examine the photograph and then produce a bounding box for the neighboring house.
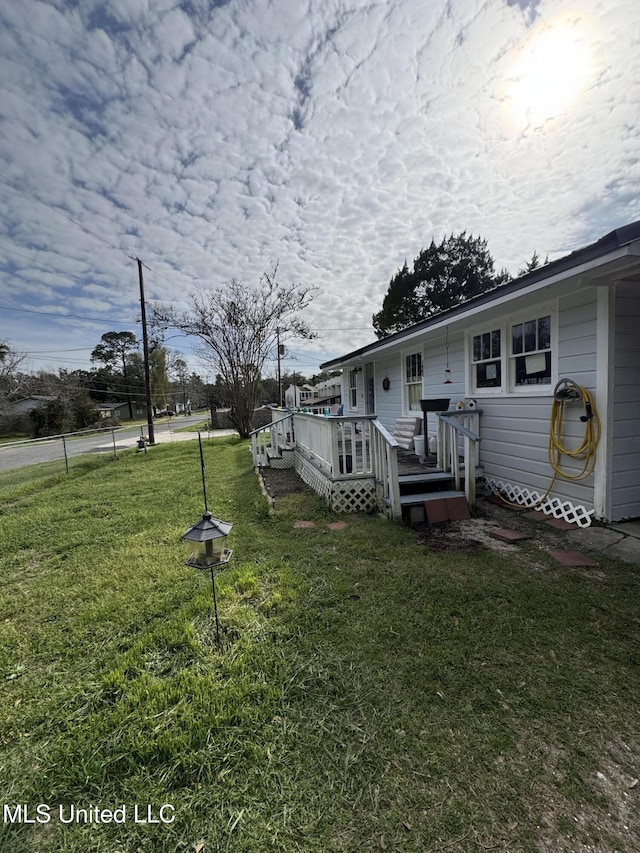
[97,402,146,421]
[284,383,316,408]
[284,379,343,411]
[8,395,57,414]
[319,221,640,524]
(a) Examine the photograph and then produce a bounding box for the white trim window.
[348,369,358,410]
[510,313,552,388]
[471,328,502,391]
[404,351,423,412]
[468,306,556,395]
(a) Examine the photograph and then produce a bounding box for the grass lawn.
[1,438,639,852]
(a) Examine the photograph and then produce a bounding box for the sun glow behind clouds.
[505,16,595,130]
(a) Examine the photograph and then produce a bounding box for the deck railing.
[371,419,401,519]
[294,413,402,518]
[249,412,294,467]
[293,413,375,478]
[436,409,482,506]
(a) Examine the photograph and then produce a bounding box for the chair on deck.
[393,416,421,450]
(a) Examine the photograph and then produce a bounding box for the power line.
[0,302,139,325]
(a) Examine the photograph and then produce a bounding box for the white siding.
[373,353,404,432]
[611,284,640,519]
[364,288,613,515]
[423,331,465,438]
[474,289,599,510]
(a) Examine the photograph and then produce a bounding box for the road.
[0,416,237,473]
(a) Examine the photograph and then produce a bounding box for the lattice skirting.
[270,449,295,469]
[331,478,376,514]
[295,454,376,513]
[295,455,332,502]
[485,477,594,528]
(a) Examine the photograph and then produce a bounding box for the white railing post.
[435,410,482,507]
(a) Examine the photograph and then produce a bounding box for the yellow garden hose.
[548,381,601,482]
[496,379,601,509]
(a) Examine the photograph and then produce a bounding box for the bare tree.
[151,266,316,437]
[0,341,27,403]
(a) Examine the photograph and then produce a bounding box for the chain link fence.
[0,427,123,490]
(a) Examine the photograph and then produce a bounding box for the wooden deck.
[396,448,441,476]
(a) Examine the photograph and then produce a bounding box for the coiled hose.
[498,379,601,509]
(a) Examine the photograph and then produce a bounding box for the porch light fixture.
[182,432,232,645]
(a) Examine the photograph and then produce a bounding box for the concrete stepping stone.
[490,529,532,543]
[545,518,578,530]
[327,521,348,531]
[524,510,548,521]
[293,520,316,528]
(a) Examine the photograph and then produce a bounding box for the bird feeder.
[182,431,233,646]
[182,511,232,570]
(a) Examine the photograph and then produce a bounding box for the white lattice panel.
[270,449,295,469]
[486,477,594,528]
[295,455,332,501]
[331,479,376,514]
[295,454,375,513]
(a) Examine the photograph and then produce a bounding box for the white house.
[319,221,640,525]
[284,378,343,411]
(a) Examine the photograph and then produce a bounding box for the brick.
[293,520,316,529]
[545,518,578,530]
[446,496,471,521]
[425,498,450,524]
[524,510,548,520]
[490,529,532,543]
[327,521,348,531]
[548,550,598,567]
[484,496,527,511]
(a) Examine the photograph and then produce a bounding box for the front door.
[365,362,375,415]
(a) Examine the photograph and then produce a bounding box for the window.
[348,369,358,409]
[510,314,552,386]
[472,328,502,389]
[404,352,423,411]
[468,307,555,395]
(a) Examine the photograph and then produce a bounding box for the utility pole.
[136,258,155,445]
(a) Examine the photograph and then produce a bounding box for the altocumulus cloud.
[0,0,638,371]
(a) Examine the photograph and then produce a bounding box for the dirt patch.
[258,465,313,500]
[536,742,640,852]
[415,522,483,553]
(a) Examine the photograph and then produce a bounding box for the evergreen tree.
[372,232,511,338]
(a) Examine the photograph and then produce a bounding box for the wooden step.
[400,489,465,506]
[398,471,452,485]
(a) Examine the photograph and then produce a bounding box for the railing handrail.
[293,412,377,422]
[436,409,482,507]
[371,418,400,447]
[437,413,481,443]
[248,413,292,437]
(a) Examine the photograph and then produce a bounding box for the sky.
[1,0,639,383]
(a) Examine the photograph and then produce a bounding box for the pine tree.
[372,232,511,338]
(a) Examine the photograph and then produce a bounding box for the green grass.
[1,438,639,852]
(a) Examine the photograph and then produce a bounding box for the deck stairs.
[261,438,295,469]
[251,413,296,470]
[395,452,482,524]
